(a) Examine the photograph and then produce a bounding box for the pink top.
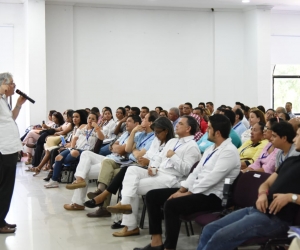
[248,142,279,174]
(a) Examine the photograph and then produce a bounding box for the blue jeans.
[52,149,83,181]
[99,144,111,156]
[198,207,289,250]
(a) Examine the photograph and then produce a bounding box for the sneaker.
[44,180,59,188]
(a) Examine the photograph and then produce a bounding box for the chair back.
[232,171,270,208]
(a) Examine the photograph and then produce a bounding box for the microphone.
[16,89,35,104]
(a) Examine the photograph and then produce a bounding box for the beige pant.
[289,237,300,250]
[97,159,121,186]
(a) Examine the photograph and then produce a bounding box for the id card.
[83,143,90,150]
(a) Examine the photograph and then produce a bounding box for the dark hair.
[181,115,199,135]
[125,105,131,109]
[222,109,235,126]
[80,109,89,119]
[155,106,163,112]
[198,102,205,107]
[235,108,244,121]
[266,108,275,113]
[251,109,266,124]
[206,102,214,107]
[89,111,99,121]
[148,110,159,123]
[184,102,193,109]
[217,107,224,112]
[194,107,201,111]
[49,110,57,116]
[235,102,245,111]
[103,107,113,120]
[271,121,295,143]
[282,113,290,121]
[226,106,232,110]
[286,102,292,106]
[256,121,266,133]
[73,110,87,126]
[91,107,100,113]
[150,117,175,143]
[52,112,65,126]
[220,104,227,109]
[66,110,74,119]
[131,107,140,116]
[244,106,250,112]
[128,115,142,124]
[209,114,231,139]
[257,105,266,114]
[141,106,150,113]
[269,117,283,127]
[117,107,126,116]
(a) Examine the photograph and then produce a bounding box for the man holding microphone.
[0,72,26,234]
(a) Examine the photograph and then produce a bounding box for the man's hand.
[148,167,158,176]
[269,193,291,215]
[166,150,175,158]
[132,125,144,133]
[137,157,149,167]
[168,191,192,200]
[256,194,268,213]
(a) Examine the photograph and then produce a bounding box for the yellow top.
[238,139,269,164]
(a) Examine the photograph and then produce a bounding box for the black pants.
[146,188,222,249]
[0,152,18,227]
[31,132,49,167]
[107,166,129,194]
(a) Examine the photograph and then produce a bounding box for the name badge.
[83,143,90,150]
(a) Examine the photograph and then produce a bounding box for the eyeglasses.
[264,126,271,132]
[154,129,165,135]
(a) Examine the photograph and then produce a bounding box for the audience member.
[159,110,168,117]
[168,107,180,131]
[233,108,247,137]
[265,108,275,122]
[286,102,296,118]
[140,106,149,119]
[198,102,205,109]
[278,112,290,121]
[206,102,214,115]
[257,105,265,114]
[155,106,163,114]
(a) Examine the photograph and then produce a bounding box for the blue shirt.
[233,121,247,138]
[197,129,242,154]
[129,131,155,161]
[172,118,180,131]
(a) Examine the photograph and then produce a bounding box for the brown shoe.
[107,202,132,214]
[112,226,140,237]
[5,223,16,228]
[87,189,102,199]
[63,203,85,211]
[0,226,16,234]
[86,207,111,218]
[66,180,86,190]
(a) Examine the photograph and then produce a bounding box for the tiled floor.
[0,160,259,250]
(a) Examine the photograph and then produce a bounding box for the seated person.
[29,110,86,176]
[159,110,168,117]
[193,107,208,134]
[198,125,300,250]
[240,109,266,143]
[182,102,203,141]
[23,111,63,165]
[133,114,240,250]
[239,122,268,169]
[197,110,241,154]
[140,106,149,119]
[167,107,180,132]
[265,108,275,122]
[232,108,247,137]
[82,117,175,218]
[107,116,201,237]
[278,112,290,121]
[44,112,103,188]
[62,115,142,211]
[241,118,282,174]
[99,107,117,144]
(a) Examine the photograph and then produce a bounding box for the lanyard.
[233,122,241,130]
[203,149,218,166]
[86,128,94,142]
[239,143,258,156]
[121,133,130,145]
[259,144,273,159]
[138,133,154,148]
[173,139,194,151]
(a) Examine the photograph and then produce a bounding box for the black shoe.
[84,199,104,208]
[44,171,53,181]
[111,220,125,229]
[133,244,164,250]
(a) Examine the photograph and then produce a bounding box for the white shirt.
[143,137,165,167]
[74,125,98,151]
[155,135,201,186]
[102,119,117,144]
[233,121,247,138]
[181,138,240,199]
[242,116,249,129]
[240,128,251,144]
[0,95,22,154]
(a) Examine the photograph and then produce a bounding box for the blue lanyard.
[203,149,218,166]
[233,122,241,130]
[259,144,272,159]
[173,139,194,151]
[121,133,130,145]
[138,133,154,148]
[86,128,94,142]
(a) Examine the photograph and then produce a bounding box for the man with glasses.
[0,72,26,233]
[182,102,203,141]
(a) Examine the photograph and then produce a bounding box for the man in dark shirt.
[198,125,300,250]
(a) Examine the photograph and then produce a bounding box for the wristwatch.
[292,194,298,203]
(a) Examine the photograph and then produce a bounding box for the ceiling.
[1,0,300,11]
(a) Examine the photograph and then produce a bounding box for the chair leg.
[189,221,194,235]
[139,196,147,229]
[184,221,190,237]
